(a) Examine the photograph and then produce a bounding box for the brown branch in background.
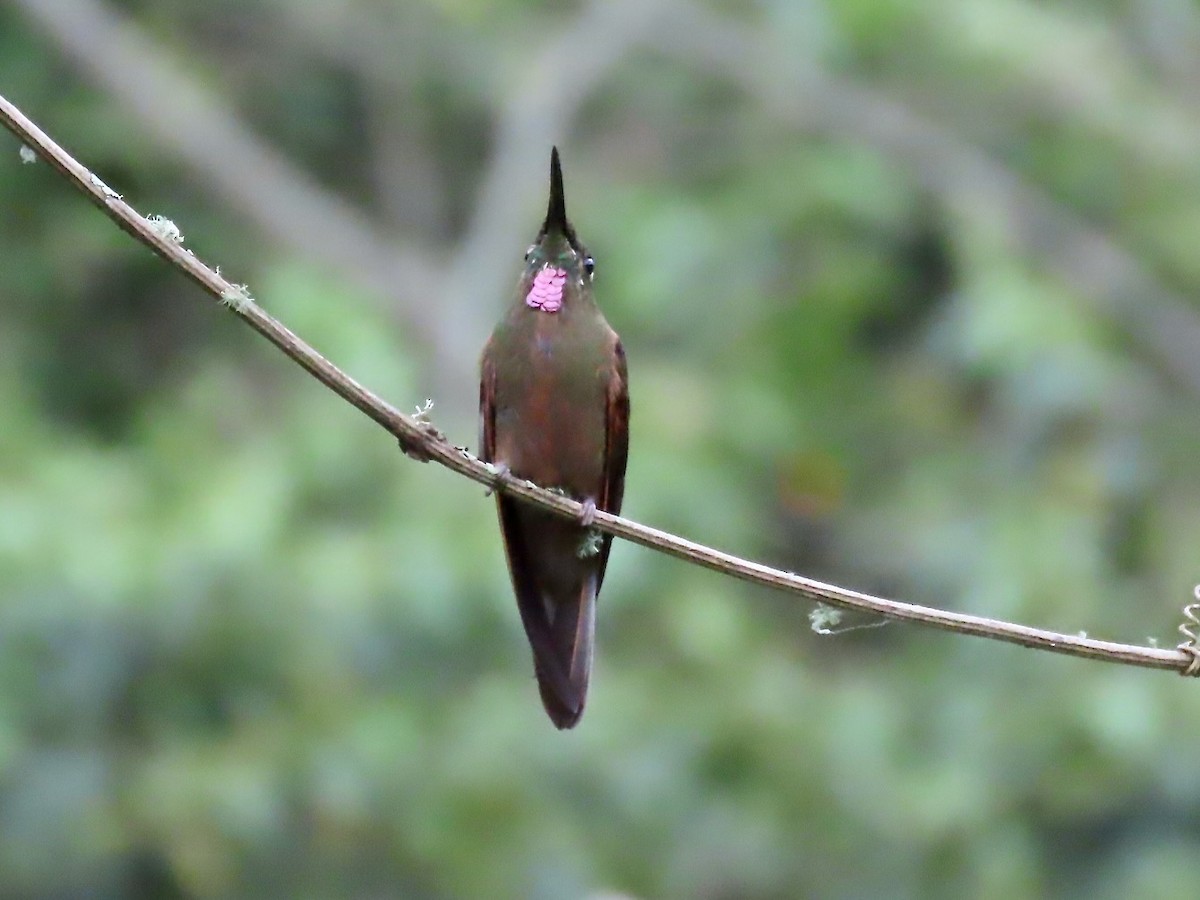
[10,0,442,343]
[656,1,1200,397]
[12,0,661,410]
[2,92,1195,677]
[442,0,667,374]
[26,0,1200,406]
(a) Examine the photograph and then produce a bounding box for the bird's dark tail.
[530,578,595,730]
[496,497,598,730]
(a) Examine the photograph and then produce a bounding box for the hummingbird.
[479,147,629,729]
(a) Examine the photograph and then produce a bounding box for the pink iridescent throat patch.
[526,265,566,313]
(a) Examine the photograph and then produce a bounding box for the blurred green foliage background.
[3,0,1200,897]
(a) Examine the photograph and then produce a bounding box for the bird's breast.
[492,316,611,499]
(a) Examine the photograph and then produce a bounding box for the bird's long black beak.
[542,146,569,235]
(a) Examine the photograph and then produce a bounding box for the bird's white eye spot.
[524,244,536,262]
[583,256,595,278]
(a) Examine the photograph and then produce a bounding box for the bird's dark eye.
[583,256,595,278]
[524,245,536,262]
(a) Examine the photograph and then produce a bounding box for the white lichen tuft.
[810,605,891,636]
[809,604,844,634]
[19,145,36,164]
[220,283,253,311]
[576,529,603,558]
[412,399,435,423]
[145,214,184,244]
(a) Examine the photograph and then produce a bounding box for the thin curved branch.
[1,92,1193,676]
